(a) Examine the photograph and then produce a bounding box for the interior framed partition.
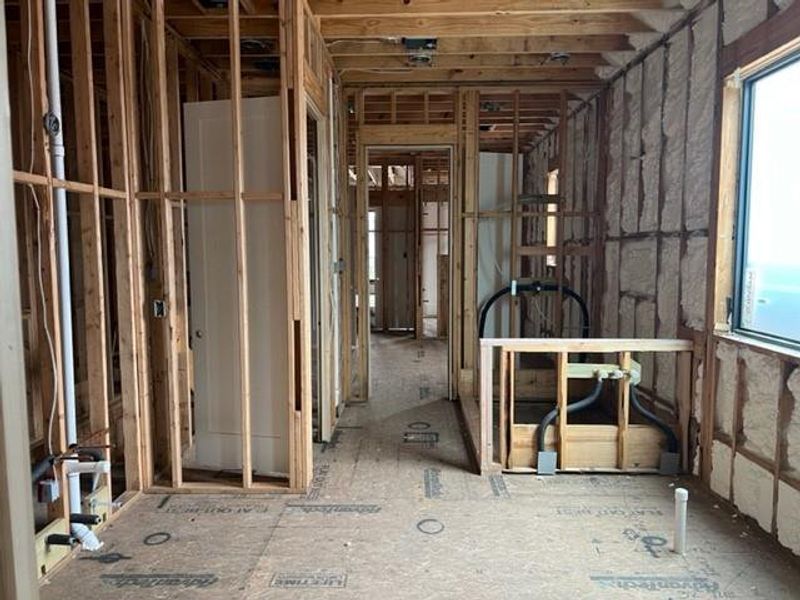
[349,87,460,400]
[138,0,326,494]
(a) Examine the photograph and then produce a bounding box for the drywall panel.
[684,4,718,231]
[661,27,690,233]
[740,349,781,460]
[732,452,774,532]
[714,340,738,436]
[786,367,800,474]
[776,480,800,555]
[184,97,289,476]
[710,439,732,499]
[621,64,642,235]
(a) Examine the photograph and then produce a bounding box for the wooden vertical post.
[380,161,389,332]
[289,0,313,488]
[121,0,153,488]
[508,349,516,468]
[337,91,352,402]
[556,352,568,468]
[463,90,479,393]
[479,343,493,473]
[499,349,508,467]
[355,91,369,401]
[451,90,464,398]
[103,0,142,490]
[166,39,192,453]
[70,0,110,460]
[676,350,692,473]
[229,0,253,488]
[151,0,182,487]
[509,90,520,338]
[617,351,632,469]
[0,5,40,592]
[414,154,423,338]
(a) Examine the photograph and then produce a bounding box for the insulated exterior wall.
[522,0,800,556]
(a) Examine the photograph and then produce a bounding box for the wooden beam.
[312,0,671,16]
[70,0,110,461]
[103,0,142,491]
[151,0,183,487]
[122,0,154,489]
[335,53,609,70]
[321,13,652,38]
[168,15,279,38]
[166,36,192,457]
[328,35,634,55]
[0,4,40,593]
[341,69,602,86]
[557,352,569,467]
[617,351,631,469]
[229,0,254,488]
[358,124,457,145]
[462,90,479,387]
[480,338,694,352]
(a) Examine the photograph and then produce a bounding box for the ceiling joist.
[320,13,653,38]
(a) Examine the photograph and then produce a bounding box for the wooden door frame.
[355,139,456,402]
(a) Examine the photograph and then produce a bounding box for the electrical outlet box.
[38,478,60,504]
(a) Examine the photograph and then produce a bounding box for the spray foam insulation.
[683,3,718,231]
[740,349,781,460]
[732,452,774,532]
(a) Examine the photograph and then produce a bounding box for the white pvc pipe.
[673,487,688,554]
[44,0,82,532]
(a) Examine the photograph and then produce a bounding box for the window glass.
[737,55,800,345]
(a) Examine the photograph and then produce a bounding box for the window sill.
[715,331,800,361]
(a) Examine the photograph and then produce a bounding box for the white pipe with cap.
[673,487,688,554]
[44,0,104,552]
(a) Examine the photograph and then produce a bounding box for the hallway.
[42,335,800,599]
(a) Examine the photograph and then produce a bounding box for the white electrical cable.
[26,0,59,457]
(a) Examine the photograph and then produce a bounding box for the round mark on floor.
[417,518,444,535]
[408,421,431,430]
[143,532,171,546]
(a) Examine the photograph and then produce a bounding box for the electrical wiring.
[26,0,59,457]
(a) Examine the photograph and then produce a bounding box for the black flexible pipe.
[31,455,55,484]
[537,378,604,452]
[478,281,590,340]
[630,384,679,453]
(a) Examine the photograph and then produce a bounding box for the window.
[734,52,800,347]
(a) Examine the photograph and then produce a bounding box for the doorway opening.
[365,150,451,340]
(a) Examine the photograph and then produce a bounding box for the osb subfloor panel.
[43,335,800,599]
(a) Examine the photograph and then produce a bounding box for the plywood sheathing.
[39,335,800,600]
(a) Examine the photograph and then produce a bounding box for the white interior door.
[183,97,289,477]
